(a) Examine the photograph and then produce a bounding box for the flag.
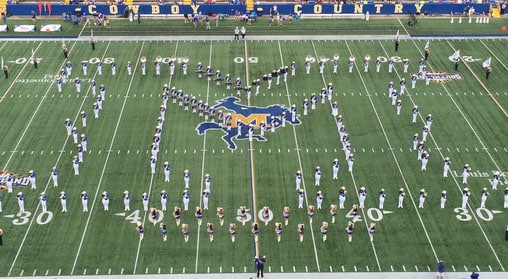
[91,29,94,38]
[61,39,66,49]
[395,30,399,41]
[482,57,491,68]
[424,40,430,50]
[449,50,460,61]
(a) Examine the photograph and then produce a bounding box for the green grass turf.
[0,34,507,276]
[1,16,508,37]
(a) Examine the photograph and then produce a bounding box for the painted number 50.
[234,57,259,64]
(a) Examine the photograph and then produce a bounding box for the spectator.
[471,272,480,279]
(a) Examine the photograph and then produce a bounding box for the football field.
[0,21,507,277]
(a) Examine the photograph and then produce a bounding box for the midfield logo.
[196,97,301,150]
[0,170,31,189]
[423,72,463,83]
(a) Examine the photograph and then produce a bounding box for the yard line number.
[454,207,495,222]
[11,211,53,226]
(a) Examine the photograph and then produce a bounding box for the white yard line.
[277,41,321,272]
[479,39,508,71]
[7,41,113,276]
[71,41,146,275]
[344,40,440,263]
[385,40,506,270]
[194,41,213,273]
[310,41,382,272]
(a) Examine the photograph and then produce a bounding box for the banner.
[14,25,36,32]
[40,24,62,32]
[0,25,7,32]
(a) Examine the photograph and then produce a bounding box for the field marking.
[345,40,441,264]
[6,40,111,276]
[400,40,506,270]
[479,39,508,71]
[194,40,212,273]
[311,41,382,272]
[245,37,261,260]
[278,41,321,272]
[446,41,508,118]
[71,41,146,275]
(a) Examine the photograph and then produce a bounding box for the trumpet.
[155,56,162,63]
[140,56,147,63]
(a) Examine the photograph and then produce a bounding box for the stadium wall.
[5,3,491,16]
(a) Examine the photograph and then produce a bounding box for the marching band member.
[260,121,266,136]
[480,188,489,208]
[60,191,67,212]
[305,59,311,74]
[99,84,106,100]
[137,223,145,240]
[391,89,398,106]
[80,134,88,152]
[291,104,297,122]
[281,111,287,127]
[417,141,425,161]
[184,169,190,188]
[295,170,302,190]
[332,158,340,180]
[96,94,103,110]
[236,120,243,137]
[39,192,47,212]
[316,191,324,209]
[411,73,418,89]
[155,61,161,75]
[358,187,367,209]
[310,93,317,110]
[202,189,210,210]
[28,170,36,189]
[314,166,322,186]
[346,221,354,242]
[348,56,354,73]
[298,189,305,209]
[207,222,214,242]
[440,190,448,209]
[504,188,508,208]
[77,144,84,162]
[261,206,270,226]
[196,62,203,78]
[182,61,188,75]
[388,57,394,73]
[396,99,402,115]
[161,223,168,242]
[411,105,419,124]
[492,171,501,190]
[101,191,110,211]
[283,206,290,226]
[81,191,88,212]
[347,153,355,173]
[379,188,386,209]
[320,221,329,242]
[160,190,168,211]
[66,61,73,76]
[74,77,81,93]
[217,207,225,226]
[82,61,88,75]
[225,74,232,90]
[56,77,62,92]
[51,166,58,187]
[182,190,190,211]
[302,99,309,116]
[307,205,315,224]
[318,58,325,74]
[320,87,327,104]
[111,61,116,75]
[142,192,149,211]
[398,188,405,208]
[235,77,242,95]
[254,79,261,95]
[331,101,339,117]
[339,186,347,209]
[248,123,254,141]
[422,125,429,142]
[291,61,297,76]
[276,68,281,85]
[375,56,382,73]
[252,222,260,242]
[195,206,203,226]
[462,187,471,209]
[426,114,434,130]
[418,189,427,208]
[150,156,156,174]
[97,60,103,75]
[443,157,451,177]
[206,66,213,81]
[462,164,471,184]
[418,59,425,73]
[204,173,212,191]
[266,73,272,89]
[363,55,370,72]
[123,190,130,211]
[421,151,429,171]
[182,223,190,243]
[173,206,182,226]
[388,81,394,97]
[81,111,87,127]
[275,222,283,242]
[215,70,222,86]
[368,223,376,242]
[339,125,347,140]
[403,58,410,74]
[65,118,73,136]
[297,223,305,242]
[73,155,80,175]
[169,59,176,76]
[141,60,146,75]
[163,161,171,182]
[399,78,406,95]
[332,56,339,73]
[60,68,67,83]
[228,223,237,242]
[127,61,132,75]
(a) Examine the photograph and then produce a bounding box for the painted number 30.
[12,211,54,226]
[234,57,259,64]
[454,207,494,222]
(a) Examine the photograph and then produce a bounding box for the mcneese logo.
[196,97,301,150]
[421,72,463,83]
[0,170,31,189]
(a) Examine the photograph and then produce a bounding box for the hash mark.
[342,265,345,272]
